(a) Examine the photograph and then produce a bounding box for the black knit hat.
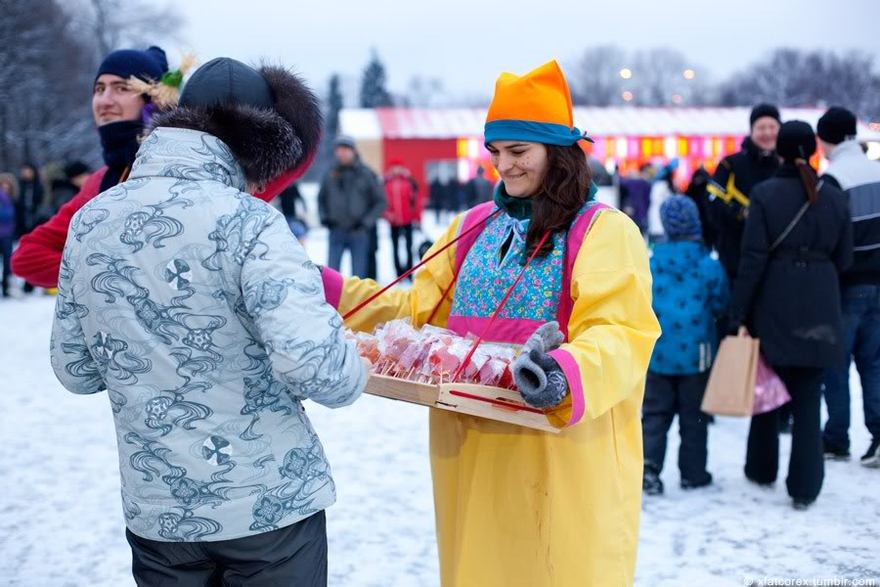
[750,103,781,127]
[96,46,168,83]
[64,161,90,178]
[151,58,322,184]
[776,120,817,162]
[817,107,857,145]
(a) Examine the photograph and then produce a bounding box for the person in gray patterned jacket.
[49,57,367,586]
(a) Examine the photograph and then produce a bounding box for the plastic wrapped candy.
[396,332,436,379]
[479,353,514,389]
[349,319,520,389]
[347,331,380,365]
[422,335,470,384]
[373,320,421,376]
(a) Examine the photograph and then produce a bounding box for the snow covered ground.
[1,218,877,586]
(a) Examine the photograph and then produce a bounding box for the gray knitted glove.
[513,348,569,409]
[522,321,565,355]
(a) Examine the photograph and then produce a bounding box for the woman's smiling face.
[487,140,548,198]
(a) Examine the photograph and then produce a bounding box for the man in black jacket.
[818,106,880,466]
[464,166,494,208]
[707,104,781,281]
[317,136,387,278]
[15,163,44,240]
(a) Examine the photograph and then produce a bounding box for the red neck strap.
[343,209,503,321]
[450,230,553,382]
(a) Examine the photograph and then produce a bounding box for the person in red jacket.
[383,159,421,276]
[11,46,169,288]
[12,48,316,289]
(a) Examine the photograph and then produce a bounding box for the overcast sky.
[173,0,880,103]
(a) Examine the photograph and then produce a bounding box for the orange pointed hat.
[484,60,592,146]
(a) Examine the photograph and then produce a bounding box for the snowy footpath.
[1,224,877,586]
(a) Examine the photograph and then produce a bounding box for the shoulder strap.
[451,229,554,382]
[446,200,610,340]
[769,180,823,253]
[557,201,612,339]
[343,204,500,321]
[565,202,610,267]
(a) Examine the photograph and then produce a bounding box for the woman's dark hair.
[794,157,818,204]
[528,144,592,256]
[777,120,819,205]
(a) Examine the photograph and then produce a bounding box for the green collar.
[493,183,533,220]
[492,181,599,220]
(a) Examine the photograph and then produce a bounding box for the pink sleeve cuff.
[321,267,343,309]
[548,347,586,427]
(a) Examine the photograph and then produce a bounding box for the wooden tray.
[365,374,560,433]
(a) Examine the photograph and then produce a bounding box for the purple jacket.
[619,178,651,231]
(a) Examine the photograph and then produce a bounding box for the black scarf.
[98,120,143,191]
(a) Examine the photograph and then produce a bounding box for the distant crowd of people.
[0,161,91,296]
[627,104,880,512]
[312,137,498,281]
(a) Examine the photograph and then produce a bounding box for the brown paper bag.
[701,330,760,417]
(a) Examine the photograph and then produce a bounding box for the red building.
[341,106,880,197]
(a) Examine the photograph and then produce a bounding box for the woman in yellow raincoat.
[320,60,660,586]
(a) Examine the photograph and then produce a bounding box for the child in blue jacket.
[644,195,729,494]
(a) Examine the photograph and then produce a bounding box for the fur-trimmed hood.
[149,60,322,186]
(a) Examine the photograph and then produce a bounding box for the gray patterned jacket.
[50,127,366,542]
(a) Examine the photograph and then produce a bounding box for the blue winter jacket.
[649,240,729,375]
[50,127,367,542]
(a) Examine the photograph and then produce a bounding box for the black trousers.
[745,366,824,502]
[127,511,327,587]
[0,236,12,295]
[390,224,414,277]
[366,225,378,280]
[642,371,711,483]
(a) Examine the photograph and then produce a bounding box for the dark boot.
[792,498,814,511]
[643,463,664,496]
[861,438,880,468]
[681,472,713,490]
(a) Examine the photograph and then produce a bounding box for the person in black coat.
[16,163,45,294]
[15,163,44,239]
[428,176,445,223]
[707,104,781,282]
[728,121,853,510]
[685,165,713,246]
[317,136,387,278]
[278,182,309,241]
[50,161,91,214]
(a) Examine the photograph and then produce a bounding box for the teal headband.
[484,119,593,147]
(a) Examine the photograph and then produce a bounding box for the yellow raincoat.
[326,207,660,586]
